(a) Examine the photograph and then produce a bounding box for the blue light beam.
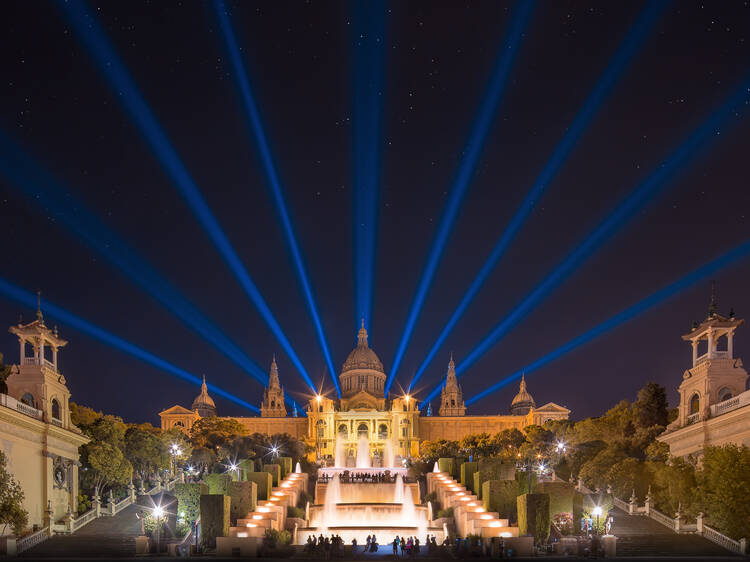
[408,0,668,392]
[0,130,273,389]
[420,71,750,407]
[214,0,340,397]
[466,236,750,406]
[385,0,536,393]
[0,278,261,413]
[60,0,316,394]
[352,0,385,334]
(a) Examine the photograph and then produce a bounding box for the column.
[692,341,698,366]
[728,331,734,358]
[19,338,24,363]
[38,338,44,364]
[707,329,714,359]
[53,347,58,370]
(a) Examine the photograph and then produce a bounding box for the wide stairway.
[20,503,142,558]
[612,507,737,557]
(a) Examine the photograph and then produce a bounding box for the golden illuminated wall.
[232,416,308,440]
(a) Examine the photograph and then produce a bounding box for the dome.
[192,375,217,417]
[510,374,535,415]
[341,321,384,374]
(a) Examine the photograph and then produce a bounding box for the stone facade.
[658,303,750,458]
[1,310,88,535]
[159,324,570,456]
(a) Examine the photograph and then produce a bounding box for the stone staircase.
[20,503,142,558]
[611,507,738,557]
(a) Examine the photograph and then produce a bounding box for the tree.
[161,427,193,465]
[649,457,696,516]
[0,451,27,535]
[0,353,13,395]
[69,402,103,428]
[633,383,668,429]
[189,447,215,474]
[459,433,496,459]
[124,426,169,483]
[579,445,628,490]
[697,445,750,539]
[84,442,133,496]
[419,439,459,462]
[190,417,247,449]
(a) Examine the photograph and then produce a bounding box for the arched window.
[451,398,455,407]
[338,424,348,436]
[357,423,368,437]
[174,420,185,427]
[689,393,700,414]
[21,393,35,407]
[51,399,61,420]
[378,424,388,439]
[316,420,326,438]
[271,400,275,408]
[718,387,732,403]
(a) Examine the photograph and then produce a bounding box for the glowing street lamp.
[592,505,603,536]
[170,443,182,475]
[152,505,165,551]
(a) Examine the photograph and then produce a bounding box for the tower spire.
[36,290,44,323]
[709,281,717,317]
[357,317,368,347]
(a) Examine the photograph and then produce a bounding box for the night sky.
[1,1,749,424]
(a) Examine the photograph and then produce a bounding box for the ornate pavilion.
[159,322,570,458]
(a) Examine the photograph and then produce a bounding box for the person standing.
[393,536,399,556]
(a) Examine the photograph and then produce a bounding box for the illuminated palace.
[159,322,570,459]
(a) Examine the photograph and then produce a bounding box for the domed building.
[158,322,570,459]
[191,375,217,417]
[509,374,535,415]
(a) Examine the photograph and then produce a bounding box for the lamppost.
[592,505,602,536]
[170,444,182,475]
[153,505,164,553]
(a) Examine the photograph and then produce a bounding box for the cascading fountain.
[394,474,404,503]
[334,435,346,468]
[433,461,440,472]
[322,473,341,529]
[383,440,395,468]
[295,462,302,473]
[356,433,371,468]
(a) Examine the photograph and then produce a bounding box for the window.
[271,400,275,408]
[451,399,455,407]
[174,420,184,427]
[338,424,348,436]
[51,399,61,420]
[317,420,326,438]
[378,424,388,440]
[718,387,733,402]
[21,393,35,407]
[357,423,368,436]
[689,393,700,414]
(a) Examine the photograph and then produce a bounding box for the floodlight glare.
[407,0,667,392]
[465,235,750,406]
[420,69,750,407]
[214,0,340,397]
[0,277,265,413]
[60,1,316,395]
[385,0,535,392]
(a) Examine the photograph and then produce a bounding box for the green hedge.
[517,493,550,543]
[205,473,231,495]
[482,480,520,522]
[200,494,230,548]
[461,462,479,493]
[438,458,455,476]
[246,471,274,501]
[473,459,516,499]
[536,481,583,520]
[237,458,255,481]
[263,463,281,486]
[174,482,207,524]
[279,457,292,478]
[474,471,482,500]
[228,481,257,523]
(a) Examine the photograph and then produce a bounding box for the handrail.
[702,523,743,554]
[648,507,675,530]
[17,526,49,553]
[613,496,629,511]
[72,508,97,531]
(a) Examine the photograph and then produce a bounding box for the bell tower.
[439,354,466,416]
[676,290,747,427]
[261,355,287,417]
[7,295,72,429]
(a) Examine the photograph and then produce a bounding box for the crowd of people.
[317,471,409,484]
[303,533,444,557]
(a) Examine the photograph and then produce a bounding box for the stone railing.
[71,507,97,532]
[686,412,700,425]
[0,393,43,420]
[17,526,50,553]
[710,389,750,417]
[647,506,676,530]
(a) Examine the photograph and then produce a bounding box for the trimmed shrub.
[246,471,274,501]
[200,494,230,548]
[438,458,455,476]
[279,457,292,478]
[454,457,466,479]
[474,471,482,500]
[287,505,305,519]
[517,493,551,544]
[482,480,521,522]
[474,459,516,499]
[461,461,479,492]
[228,480,257,523]
[536,481,583,521]
[174,482,207,524]
[237,458,255,481]
[436,506,454,519]
[263,463,281,486]
[204,473,231,495]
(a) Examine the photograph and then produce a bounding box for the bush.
[174,482,207,524]
[228,481,257,523]
[436,507,454,519]
[246,471,273,501]
[517,493,550,544]
[552,512,574,536]
[278,457,292,478]
[483,480,520,522]
[536,481,582,521]
[263,464,281,486]
[204,473,231,495]
[199,494,230,548]
[461,461,479,492]
[264,528,292,546]
[287,505,305,519]
[296,489,312,509]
